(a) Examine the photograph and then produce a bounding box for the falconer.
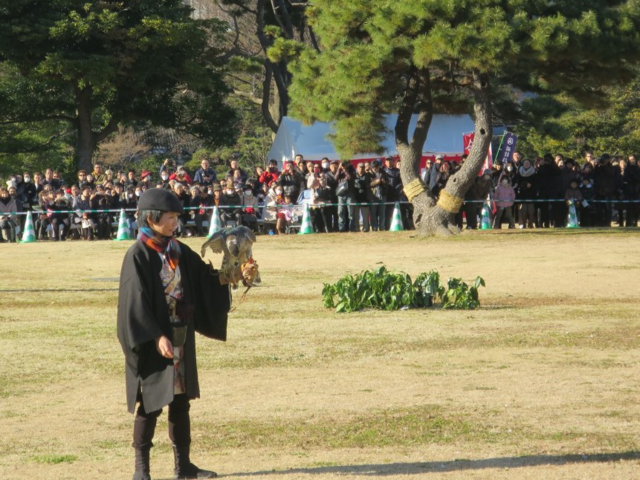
[117,188,246,480]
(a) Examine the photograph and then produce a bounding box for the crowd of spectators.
[1,150,639,242]
[428,151,640,230]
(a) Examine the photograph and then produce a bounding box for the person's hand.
[155,335,173,359]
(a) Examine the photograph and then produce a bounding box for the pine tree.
[280,0,640,236]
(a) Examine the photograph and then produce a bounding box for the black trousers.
[133,394,191,452]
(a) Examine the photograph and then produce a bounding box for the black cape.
[117,241,231,413]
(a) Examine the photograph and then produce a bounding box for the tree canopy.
[279,0,640,235]
[0,0,237,171]
[284,0,640,156]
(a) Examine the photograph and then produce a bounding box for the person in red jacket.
[259,159,280,187]
[169,166,193,185]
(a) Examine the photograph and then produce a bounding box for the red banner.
[463,133,492,175]
[463,133,475,155]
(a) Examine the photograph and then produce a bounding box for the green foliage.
[0,0,237,167]
[322,266,485,313]
[516,72,640,158]
[285,0,640,158]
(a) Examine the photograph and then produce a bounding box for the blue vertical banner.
[494,132,518,165]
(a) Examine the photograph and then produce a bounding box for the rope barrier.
[0,288,118,293]
[3,198,640,216]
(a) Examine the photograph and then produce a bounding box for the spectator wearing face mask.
[220,179,243,226]
[21,172,37,211]
[159,169,173,190]
[0,187,19,243]
[11,174,28,210]
[241,183,259,231]
[493,175,516,229]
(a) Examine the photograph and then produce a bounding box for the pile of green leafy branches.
[322,266,485,313]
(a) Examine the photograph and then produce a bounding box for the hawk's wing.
[201,231,225,257]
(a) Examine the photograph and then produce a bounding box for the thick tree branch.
[395,68,420,149]
[94,117,119,143]
[233,88,263,105]
[308,25,321,52]
[0,115,77,126]
[261,63,279,132]
[0,129,73,154]
[446,71,492,197]
[410,68,433,152]
[270,0,294,39]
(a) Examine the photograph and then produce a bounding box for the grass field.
[1,229,640,479]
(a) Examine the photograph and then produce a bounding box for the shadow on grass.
[220,451,640,477]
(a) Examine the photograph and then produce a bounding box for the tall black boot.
[133,448,151,480]
[169,395,216,479]
[132,402,161,480]
[172,444,217,479]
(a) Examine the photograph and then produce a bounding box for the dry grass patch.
[1,230,640,479]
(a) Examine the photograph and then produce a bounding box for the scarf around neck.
[138,227,181,270]
[518,165,536,178]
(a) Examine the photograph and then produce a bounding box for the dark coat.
[117,241,231,413]
[383,167,401,201]
[536,162,560,197]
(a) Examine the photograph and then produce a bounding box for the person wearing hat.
[117,188,250,479]
[140,170,153,187]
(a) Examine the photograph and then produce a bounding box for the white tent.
[267,114,480,164]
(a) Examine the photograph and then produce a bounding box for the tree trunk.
[74,86,120,172]
[261,64,280,133]
[396,70,492,237]
[75,87,97,172]
[257,0,289,133]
